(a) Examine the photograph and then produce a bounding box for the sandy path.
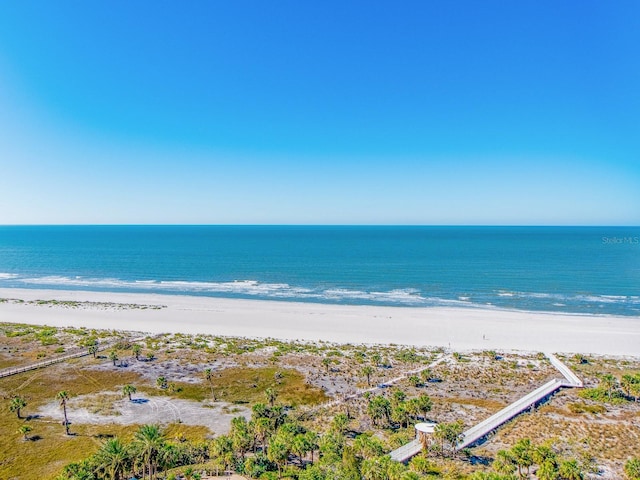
[1,288,638,356]
[37,393,250,434]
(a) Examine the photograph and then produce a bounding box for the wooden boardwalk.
[389,352,582,463]
[458,378,568,449]
[545,352,583,387]
[0,337,143,379]
[390,439,422,462]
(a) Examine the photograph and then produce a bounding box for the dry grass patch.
[0,365,149,479]
[1,364,145,408]
[0,420,137,480]
[445,396,507,410]
[567,401,607,415]
[74,391,122,416]
[490,404,640,464]
[213,366,329,406]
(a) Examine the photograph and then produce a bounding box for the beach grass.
[0,339,328,479]
[0,367,144,480]
[212,366,328,405]
[1,305,640,479]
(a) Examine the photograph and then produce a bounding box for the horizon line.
[1,223,639,228]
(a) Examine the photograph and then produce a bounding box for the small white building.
[414,422,437,446]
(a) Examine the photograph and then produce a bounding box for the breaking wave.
[0,274,638,314]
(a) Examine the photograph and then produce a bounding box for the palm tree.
[558,459,584,480]
[96,437,130,480]
[409,455,434,476]
[331,412,350,435]
[406,398,420,423]
[57,390,71,435]
[9,396,27,419]
[415,393,432,420]
[533,443,557,466]
[132,344,142,360]
[367,395,391,427]
[391,402,410,428]
[230,416,252,459]
[631,383,640,403]
[370,352,382,367]
[251,417,271,453]
[433,420,464,456]
[385,458,406,480]
[211,435,235,475]
[492,449,517,476]
[109,350,119,366]
[392,390,406,405]
[306,431,319,464]
[265,387,277,406]
[511,438,533,478]
[353,433,386,460]
[88,344,99,358]
[321,357,332,372]
[133,424,165,480]
[204,368,216,400]
[361,457,386,480]
[122,384,137,401]
[18,424,32,441]
[362,365,374,386]
[267,432,290,478]
[291,433,310,465]
[600,374,618,400]
[537,460,560,480]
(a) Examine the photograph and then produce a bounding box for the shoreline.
[1,287,639,357]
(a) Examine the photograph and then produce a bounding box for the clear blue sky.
[0,1,638,225]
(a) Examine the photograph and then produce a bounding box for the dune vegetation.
[1,322,639,479]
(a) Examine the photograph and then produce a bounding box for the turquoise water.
[0,226,638,316]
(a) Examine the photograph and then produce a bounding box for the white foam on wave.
[11,274,638,311]
[522,292,560,299]
[573,294,640,304]
[19,275,315,298]
[20,276,127,288]
[157,279,314,297]
[12,274,477,307]
[494,290,639,305]
[321,287,432,305]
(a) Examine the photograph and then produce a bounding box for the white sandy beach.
[0,288,638,357]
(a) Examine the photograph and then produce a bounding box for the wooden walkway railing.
[545,352,583,386]
[390,439,422,462]
[458,378,567,449]
[388,352,583,463]
[0,338,137,379]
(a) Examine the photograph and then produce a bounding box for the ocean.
[0,226,638,316]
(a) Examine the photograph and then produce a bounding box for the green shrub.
[567,402,606,414]
[579,388,626,403]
